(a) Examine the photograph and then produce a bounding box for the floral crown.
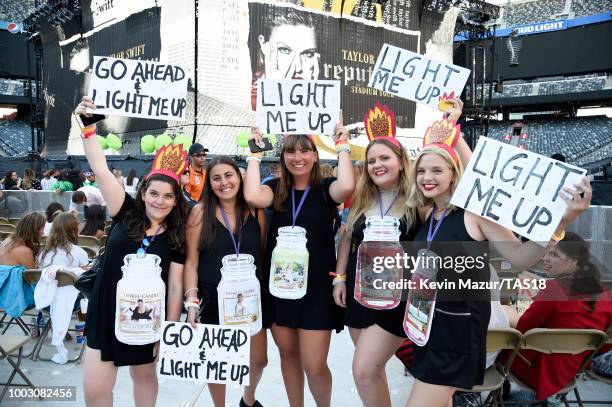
[147,144,188,183]
[363,102,401,148]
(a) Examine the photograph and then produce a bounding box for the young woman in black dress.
[76,96,187,407]
[244,122,354,407]
[184,156,267,407]
[333,99,471,407]
[405,143,591,407]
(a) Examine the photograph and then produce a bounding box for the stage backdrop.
[41,0,459,159]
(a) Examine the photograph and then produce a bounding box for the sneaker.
[239,397,263,407]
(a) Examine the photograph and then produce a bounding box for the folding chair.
[584,327,612,389]
[80,245,98,260]
[0,217,9,225]
[0,224,15,233]
[456,328,523,407]
[99,234,108,249]
[78,235,100,253]
[0,268,40,336]
[0,231,10,242]
[7,218,20,226]
[508,328,608,407]
[30,270,86,363]
[0,334,36,401]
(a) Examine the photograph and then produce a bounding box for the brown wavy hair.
[3,212,45,257]
[38,212,79,266]
[273,135,322,212]
[122,173,187,252]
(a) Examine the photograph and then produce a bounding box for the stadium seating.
[484,74,608,100]
[571,0,612,18]
[0,120,31,155]
[0,1,34,22]
[502,0,565,27]
[0,79,29,97]
[486,116,612,167]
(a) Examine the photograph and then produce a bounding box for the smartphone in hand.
[248,137,274,153]
[75,113,106,128]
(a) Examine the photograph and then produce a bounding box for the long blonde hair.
[273,135,322,212]
[407,145,464,211]
[346,139,415,233]
[38,212,79,266]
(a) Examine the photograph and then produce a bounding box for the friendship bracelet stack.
[183,297,200,311]
[335,139,351,155]
[329,272,347,285]
[81,125,97,140]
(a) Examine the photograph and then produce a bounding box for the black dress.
[409,208,491,389]
[85,193,185,367]
[262,177,344,332]
[197,213,262,325]
[344,214,422,338]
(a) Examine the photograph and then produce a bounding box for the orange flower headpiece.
[438,91,456,112]
[147,144,188,183]
[363,102,400,148]
[422,119,461,164]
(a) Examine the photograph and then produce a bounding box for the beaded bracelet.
[184,287,198,298]
[246,155,262,162]
[336,144,351,155]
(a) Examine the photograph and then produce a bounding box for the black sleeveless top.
[409,208,491,388]
[197,212,262,289]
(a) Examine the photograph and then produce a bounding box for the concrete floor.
[1,316,610,406]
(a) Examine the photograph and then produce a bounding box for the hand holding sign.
[558,176,592,227]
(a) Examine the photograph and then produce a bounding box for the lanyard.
[377,188,399,218]
[220,206,241,257]
[137,224,163,257]
[291,186,311,227]
[427,207,447,250]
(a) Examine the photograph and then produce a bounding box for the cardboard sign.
[87,56,188,121]
[450,137,586,242]
[368,44,471,109]
[256,79,340,134]
[157,322,250,385]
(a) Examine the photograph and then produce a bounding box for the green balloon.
[96,135,108,150]
[155,134,172,150]
[236,131,250,148]
[106,133,122,151]
[140,135,156,153]
[266,134,277,145]
[173,133,192,150]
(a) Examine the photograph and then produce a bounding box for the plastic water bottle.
[30,317,39,338]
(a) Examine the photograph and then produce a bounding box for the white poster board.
[450,137,586,242]
[157,322,250,385]
[256,79,340,134]
[87,56,188,121]
[368,44,471,110]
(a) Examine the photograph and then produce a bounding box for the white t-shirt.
[69,185,106,212]
[41,177,57,191]
[124,177,139,193]
[37,246,89,270]
[43,222,53,237]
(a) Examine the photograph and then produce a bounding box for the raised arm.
[75,96,125,217]
[328,112,355,203]
[445,98,472,166]
[476,176,592,270]
[184,204,203,326]
[243,127,274,208]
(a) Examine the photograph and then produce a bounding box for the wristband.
[335,139,349,146]
[246,155,262,162]
[336,144,351,155]
[183,297,200,311]
[184,287,198,298]
[81,125,97,140]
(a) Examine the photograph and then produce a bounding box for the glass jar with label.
[355,216,403,309]
[269,226,309,299]
[217,253,262,335]
[115,254,165,345]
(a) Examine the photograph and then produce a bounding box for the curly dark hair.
[122,173,187,252]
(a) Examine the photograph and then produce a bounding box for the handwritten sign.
[368,44,471,109]
[157,322,250,385]
[450,137,586,242]
[256,79,340,134]
[87,56,188,120]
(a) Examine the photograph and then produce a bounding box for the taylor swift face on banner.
[257,11,320,80]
